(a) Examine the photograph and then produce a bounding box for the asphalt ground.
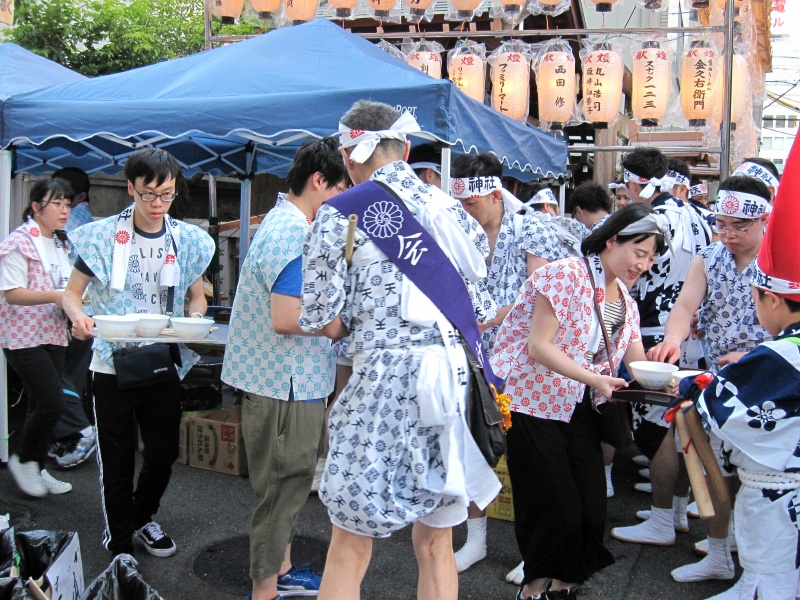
[1,394,738,600]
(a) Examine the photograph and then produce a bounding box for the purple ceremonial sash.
[328,180,504,392]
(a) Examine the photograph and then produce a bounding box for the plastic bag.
[79,554,161,600]
[0,528,77,600]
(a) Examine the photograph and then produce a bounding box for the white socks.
[635,495,690,532]
[671,537,735,582]
[505,560,525,585]
[605,465,614,498]
[611,506,676,545]
[455,517,487,572]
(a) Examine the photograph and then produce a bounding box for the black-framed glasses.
[714,221,757,235]
[134,188,177,203]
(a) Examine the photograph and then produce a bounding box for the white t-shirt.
[90,226,168,375]
[0,237,61,291]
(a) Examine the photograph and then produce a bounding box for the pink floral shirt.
[490,256,641,422]
[0,228,69,350]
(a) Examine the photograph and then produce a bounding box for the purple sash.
[328,180,504,392]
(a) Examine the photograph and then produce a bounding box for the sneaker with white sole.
[133,521,177,557]
[276,563,321,596]
[49,430,96,469]
[40,470,72,494]
[8,455,47,497]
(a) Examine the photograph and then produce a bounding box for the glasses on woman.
[135,188,177,202]
[47,200,72,211]
[715,221,756,235]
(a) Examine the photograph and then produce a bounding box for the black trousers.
[93,372,182,555]
[4,345,66,466]
[506,397,614,585]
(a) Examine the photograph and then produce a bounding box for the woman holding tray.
[490,203,668,600]
[0,179,74,497]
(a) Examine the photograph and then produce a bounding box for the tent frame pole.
[0,150,12,463]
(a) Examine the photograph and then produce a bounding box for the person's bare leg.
[413,522,457,600]
[650,428,679,509]
[252,545,292,600]
[602,442,615,497]
[318,525,372,600]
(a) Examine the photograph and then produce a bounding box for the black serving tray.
[611,381,678,406]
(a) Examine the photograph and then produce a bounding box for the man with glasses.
[62,148,215,559]
[646,175,772,586]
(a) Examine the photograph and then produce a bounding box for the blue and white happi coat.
[482,206,538,349]
[697,321,800,574]
[70,213,214,379]
[632,193,711,429]
[698,242,769,371]
[222,194,336,400]
[525,212,587,263]
[300,161,499,538]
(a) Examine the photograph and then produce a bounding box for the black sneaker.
[133,521,177,557]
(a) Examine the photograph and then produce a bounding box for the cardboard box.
[486,455,514,521]
[26,532,84,599]
[189,406,248,476]
[176,414,190,465]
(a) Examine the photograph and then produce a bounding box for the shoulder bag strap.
[584,257,616,378]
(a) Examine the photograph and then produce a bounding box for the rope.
[738,468,800,491]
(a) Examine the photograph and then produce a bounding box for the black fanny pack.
[112,344,182,390]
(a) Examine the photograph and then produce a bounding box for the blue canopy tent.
[3,19,567,182]
[0,43,87,463]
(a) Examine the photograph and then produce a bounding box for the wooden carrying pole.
[345,215,358,266]
[674,408,715,518]
[680,401,731,508]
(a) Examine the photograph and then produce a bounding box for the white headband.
[624,169,669,200]
[666,170,691,189]
[608,183,626,191]
[409,161,441,175]
[732,162,780,191]
[450,175,523,213]
[618,212,673,255]
[715,190,771,219]
[450,176,502,199]
[339,111,421,164]
[689,184,707,198]
[531,188,558,206]
[752,265,800,296]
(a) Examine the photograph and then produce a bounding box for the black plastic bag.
[0,528,75,600]
[79,554,161,600]
[0,576,36,600]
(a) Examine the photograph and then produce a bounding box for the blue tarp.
[3,20,567,181]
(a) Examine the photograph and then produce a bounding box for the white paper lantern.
[213,0,244,23]
[408,51,442,79]
[632,40,671,127]
[251,0,281,18]
[329,0,359,18]
[588,0,620,11]
[711,53,748,129]
[491,51,530,121]
[536,49,576,130]
[680,41,717,127]
[582,43,624,129]
[450,53,486,103]
[285,0,318,21]
[368,0,397,16]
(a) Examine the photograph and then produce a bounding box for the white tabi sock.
[673,495,689,532]
[671,537,735,582]
[611,506,676,545]
[605,464,614,498]
[455,517,487,572]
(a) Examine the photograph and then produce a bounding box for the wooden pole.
[674,410,715,518]
[345,215,358,266]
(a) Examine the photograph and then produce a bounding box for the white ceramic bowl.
[670,369,704,386]
[629,361,679,391]
[134,314,171,337]
[93,315,139,338]
[170,317,214,340]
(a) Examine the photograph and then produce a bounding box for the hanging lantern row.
[213,0,319,23]
[378,35,750,134]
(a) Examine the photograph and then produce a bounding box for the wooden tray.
[611,381,678,407]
